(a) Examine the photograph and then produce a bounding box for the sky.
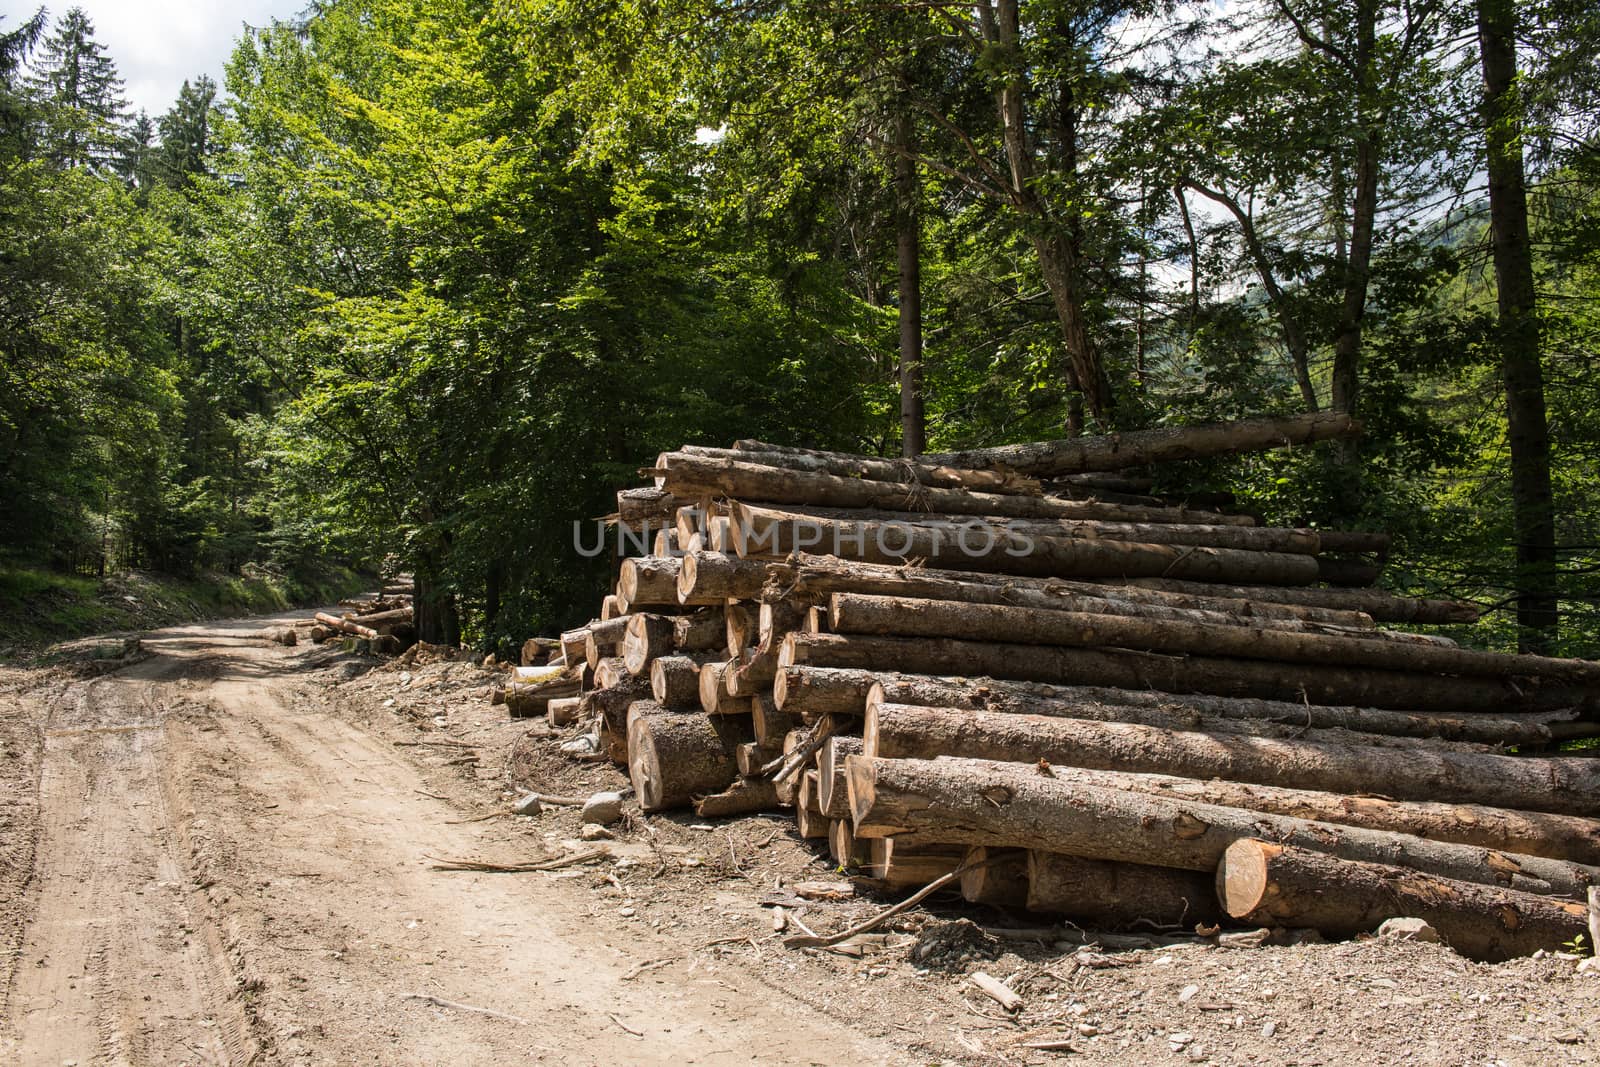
[1,0,303,118]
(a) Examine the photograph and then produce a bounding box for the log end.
[1216,838,1279,921]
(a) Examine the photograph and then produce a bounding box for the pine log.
[860,676,1566,746]
[623,614,674,676]
[600,595,623,621]
[519,635,558,666]
[752,696,797,748]
[732,504,1319,585]
[673,503,711,546]
[617,486,685,524]
[652,528,677,558]
[960,846,1031,909]
[677,551,768,602]
[1117,577,1481,625]
[627,702,746,812]
[694,776,782,818]
[506,676,581,718]
[581,672,652,738]
[781,632,1590,714]
[829,818,872,866]
[658,455,1256,527]
[1316,556,1384,586]
[774,729,807,806]
[864,704,1600,816]
[817,735,863,819]
[698,661,727,714]
[1027,850,1221,928]
[847,756,1599,897]
[593,656,628,690]
[759,598,809,646]
[725,647,777,697]
[796,771,827,838]
[944,760,1600,866]
[315,612,378,641]
[724,603,754,656]
[672,609,728,652]
[863,838,965,889]
[1217,839,1590,962]
[767,554,1376,629]
[736,741,785,778]
[650,654,711,708]
[584,615,632,669]
[827,593,1600,686]
[560,626,592,667]
[546,696,582,728]
[676,443,1043,495]
[920,411,1360,476]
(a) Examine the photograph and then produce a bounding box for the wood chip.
[970,971,1023,1013]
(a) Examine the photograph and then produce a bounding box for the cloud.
[1,0,302,117]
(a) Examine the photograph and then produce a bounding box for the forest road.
[0,612,892,1066]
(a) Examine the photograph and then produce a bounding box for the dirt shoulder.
[0,612,1595,1066]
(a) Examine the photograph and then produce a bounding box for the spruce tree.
[29,7,125,169]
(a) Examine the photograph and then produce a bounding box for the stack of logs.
[309,590,415,651]
[509,413,1600,961]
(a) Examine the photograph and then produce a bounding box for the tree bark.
[694,776,782,818]
[649,654,713,708]
[1027,850,1221,928]
[863,703,1600,816]
[1218,839,1589,961]
[677,551,769,602]
[825,593,1600,685]
[1477,0,1558,653]
[859,675,1567,746]
[627,701,747,812]
[894,105,927,457]
[1115,576,1480,624]
[782,632,1588,714]
[733,505,1321,586]
[922,412,1358,476]
[679,444,1037,495]
[847,756,1598,897]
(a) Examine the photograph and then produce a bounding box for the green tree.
[28,6,125,169]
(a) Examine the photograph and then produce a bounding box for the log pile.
[521,413,1600,961]
[307,592,415,651]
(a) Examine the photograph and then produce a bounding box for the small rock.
[1552,1031,1583,1045]
[1178,984,1200,1005]
[1378,917,1440,943]
[1076,1023,1099,1037]
[1577,957,1599,975]
[1262,1021,1277,1038]
[560,735,598,755]
[399,671,412,686]
[581,791,624,825]
[580,824,614,841]
[512,794,543,816]
[1186,1046,1206,1062]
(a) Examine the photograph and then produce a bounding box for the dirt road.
[0,613,894,1065]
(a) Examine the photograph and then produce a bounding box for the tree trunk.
[733,505,1321,586]
[1478,0,1558,653]
[894,106,927,457]
[1116,576,1480,624]
[1218,839,1589,961]
[771,554,1373,626]
[627,701,746,812]
[645,651,716,707]
[863,703,1600,816]
[846,756,1598,897]
[921,412,1358,476]
[413,561,459,646]
[694,776,782,819]
[690,443,1037,495]
[782,632,1588,714]
[859,675,1568,746]
[825,593,1600,686]
[677,551,769,602]
[1027,850,1220,928]
[931,759,1600,865]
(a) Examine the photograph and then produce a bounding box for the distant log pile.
[511,413,1600,961]
[305,588,416,652]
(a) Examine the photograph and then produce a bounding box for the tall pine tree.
[29,7,124,170]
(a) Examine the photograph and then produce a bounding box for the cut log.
[774,729,807,806]
[584,614,632,669]
[732,504,1321,586]
[751,696,797,748]
[829,818,871,866]
[1316,556,1384,586]
[724,603,755,655]
[953,761,1600,866]
[652,528,678,558]
[506,675,581,718]
[627,702,747,812]
[315,612,378,641]
[546,696,582,728]
[1116,577,1481,625]
[736,741,785,777]
[1217,839,1591,962]
[847,756,1600,897]
[560,626,592,667]
[920,411,1360,476]
[860,676,1566,746]
[622,614,674,676]
[694,776,782,818]
[519,635,558,666]
[725,647,777,697]
[658,455,1256,527]
[1027,850,1220,928]
[827,593,1600,686]
[863,838,965,890]
[781,633,1588,714]
[863,704,1600,816]
[960,847,1030,909]
[816,735,863,819]
[650,654,711,708]
[593,656,628,690]
[767,554,1376,629]
[617,486,686,524]
[675,443,1043,496]
[672,609,728,652]
[580,672,652,738]
[677,551,768,602]
[619,556,725,608]
[600,595,623,621]
[796,771,827,838]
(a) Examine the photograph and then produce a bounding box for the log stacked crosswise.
[509,413,1600,960]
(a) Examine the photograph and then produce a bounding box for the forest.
[0,0,1596,657]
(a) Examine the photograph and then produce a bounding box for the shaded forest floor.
[0,609,1595,1066]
